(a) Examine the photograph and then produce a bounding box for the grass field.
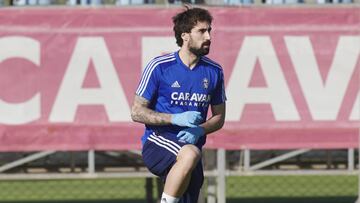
[0,175,357,203]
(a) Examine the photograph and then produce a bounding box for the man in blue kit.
[131,6,226,203]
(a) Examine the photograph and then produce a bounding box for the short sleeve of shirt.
[211,69,227,105]
[135,61,160,101]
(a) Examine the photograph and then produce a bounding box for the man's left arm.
[200,103,226,134]
[202,68,226,134]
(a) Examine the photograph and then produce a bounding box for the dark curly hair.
[172,7,213,47]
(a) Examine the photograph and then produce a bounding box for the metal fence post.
[244,149,250,171]
[205,149,217,203]
[88,150,95,174]
[217,148,226,203]
[348,148,354,171]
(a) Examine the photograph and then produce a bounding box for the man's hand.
[176,126,205,144]
[171,111,203,128]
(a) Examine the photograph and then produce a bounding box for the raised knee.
[177,145,201,170]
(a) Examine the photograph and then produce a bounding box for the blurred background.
[0,1,359,203]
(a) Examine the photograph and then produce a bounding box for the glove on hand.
[171,111,203,128]
[177,126,205,144]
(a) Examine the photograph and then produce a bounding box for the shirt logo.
[170,92,211,107]
[203,78,209,89]
[171,81,181,88]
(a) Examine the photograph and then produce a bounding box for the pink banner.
[0,7,359,151]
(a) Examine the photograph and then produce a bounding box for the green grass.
[0,175,357,202]
[0,178,146,201]
[226,175,358,198]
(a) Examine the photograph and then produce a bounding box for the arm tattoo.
[131,95,172,125]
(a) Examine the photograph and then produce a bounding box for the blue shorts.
[142,131,204,203]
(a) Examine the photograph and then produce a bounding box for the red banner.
[0,7,359,151]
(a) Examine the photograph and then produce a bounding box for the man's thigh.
[142,132,185,177]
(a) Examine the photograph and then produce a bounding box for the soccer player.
[131,6,226,203]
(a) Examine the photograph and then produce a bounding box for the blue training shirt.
[135,51,226,146]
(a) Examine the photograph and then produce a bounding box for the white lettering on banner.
[226,36,300,121]
[0,36,41,124]
[142,37,178,70]
[0,35,357,124]
[350,91,359,120]
[286,36,360,121]
[49,37,131,122]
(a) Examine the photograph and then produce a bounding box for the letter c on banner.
[0,36,40,124]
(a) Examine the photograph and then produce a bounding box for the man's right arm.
[131,95,172,125]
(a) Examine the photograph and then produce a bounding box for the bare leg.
[163,144,201,197]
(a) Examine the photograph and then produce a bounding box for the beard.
[189,41,211,57]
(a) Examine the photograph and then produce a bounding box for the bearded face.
[189,38,211,57]
[187,21,212,57]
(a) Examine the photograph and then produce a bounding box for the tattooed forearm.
[131,95,172,125]
[132,107,172,125]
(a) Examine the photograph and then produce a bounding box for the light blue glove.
[171,111,203,128]
[177,126,205,144]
